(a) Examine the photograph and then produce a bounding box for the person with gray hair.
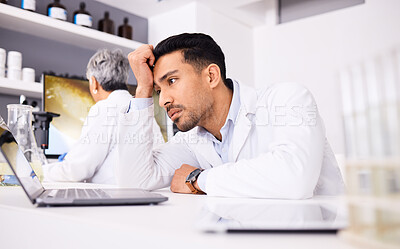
[86,48,129,98]
[43,49,163,184]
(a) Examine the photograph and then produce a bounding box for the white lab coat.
[116,82,345,199]
[43,90,163,184]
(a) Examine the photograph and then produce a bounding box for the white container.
[74,13,92,27]
[7,51,22,69]
[22,67,35,82]
[0,48,5,67]
[48,7,67,21]
[21,0,36,11]
[7,68,21,80]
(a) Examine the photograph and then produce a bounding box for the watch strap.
[185,168,205,194]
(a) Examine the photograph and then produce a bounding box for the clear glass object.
[2,105,45,184]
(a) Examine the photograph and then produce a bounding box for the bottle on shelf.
[118,17,133,40]
[21,0,36,12]
[47,0,67,21]
[73,2,92,28]
[98,11,115,35]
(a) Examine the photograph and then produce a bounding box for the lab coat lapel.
[231,108,252,161]
[231,82,257,161]
[193,132,223,167]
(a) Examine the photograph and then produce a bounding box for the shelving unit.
[339,160,400,249]
[0,3,145,99]
[0,3,144,55]
[0,77,42,98]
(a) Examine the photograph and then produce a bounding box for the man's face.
[153,51,213,132]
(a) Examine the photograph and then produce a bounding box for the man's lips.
[168,109,182,121]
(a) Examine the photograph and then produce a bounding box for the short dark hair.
[154,33,231,88]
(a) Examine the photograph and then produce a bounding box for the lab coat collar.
[193,80,258,165]
[227,79,241,125]
[107,89,132,100]
[193,127,223,167]
[234,80,258,117]
[231,80,257,161]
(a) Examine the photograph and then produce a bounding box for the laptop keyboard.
[54,189,111,199]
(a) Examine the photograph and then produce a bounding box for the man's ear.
[206,64,221,89]
[90,76,99,90]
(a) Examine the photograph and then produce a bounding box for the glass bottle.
[118,17,133,40]
[21,0,36,12]
[73,2,92,28]
[98,11,114,35]
[6,104,45,182]
[47,0,67,21]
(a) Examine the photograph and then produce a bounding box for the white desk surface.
[0,182,357,249]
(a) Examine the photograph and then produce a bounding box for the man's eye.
[168,78,176,84]
[156,89,161,94]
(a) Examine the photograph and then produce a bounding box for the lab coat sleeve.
[43,103,114,182]
[205,83,325,199]
[115,104,200,189]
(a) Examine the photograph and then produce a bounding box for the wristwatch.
[185,168,205,194]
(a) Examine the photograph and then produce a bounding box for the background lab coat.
[43,90,164,184]
[116,82,345,198]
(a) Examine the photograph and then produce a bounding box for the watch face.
[186,169,201,182]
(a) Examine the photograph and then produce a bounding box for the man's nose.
[158,90,172,108]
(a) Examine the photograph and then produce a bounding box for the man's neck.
[201,84,233,141]
[96,89,112,102]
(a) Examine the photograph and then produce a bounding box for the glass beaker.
[6,104,44,182]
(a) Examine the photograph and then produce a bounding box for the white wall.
[148,2,254,86]
[148,2,197,45]
[196,3,254,85]
[254,0,400,154]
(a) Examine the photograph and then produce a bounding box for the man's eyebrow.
[158,70,179,83]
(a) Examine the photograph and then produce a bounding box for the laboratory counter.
[0,182,357,249]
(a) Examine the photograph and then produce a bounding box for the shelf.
[345,158,400,168]
[0,77,42,98]
[339,230,399,249]
[346,196,400,213]
[0,3,144,54]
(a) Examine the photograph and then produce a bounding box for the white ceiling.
[95,0,277,27]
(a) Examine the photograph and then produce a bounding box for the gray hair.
[86,49,129,91]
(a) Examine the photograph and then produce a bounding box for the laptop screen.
[0,121,44,202]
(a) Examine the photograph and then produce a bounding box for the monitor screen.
[42,74,167,157]
[43,75,95,157]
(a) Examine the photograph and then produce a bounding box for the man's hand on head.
[128,44,155,98]
[170,164,203,194]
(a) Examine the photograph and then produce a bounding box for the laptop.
[0,122,168,207]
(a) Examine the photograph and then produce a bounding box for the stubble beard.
[175,101,213,132]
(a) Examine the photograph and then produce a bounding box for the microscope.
[32,112,60,153]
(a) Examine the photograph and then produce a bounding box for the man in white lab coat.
[117,33,345,198]
[43,49,163,184]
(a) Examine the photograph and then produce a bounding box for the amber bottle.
[118,17,133,40]
[98,11,115,34]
